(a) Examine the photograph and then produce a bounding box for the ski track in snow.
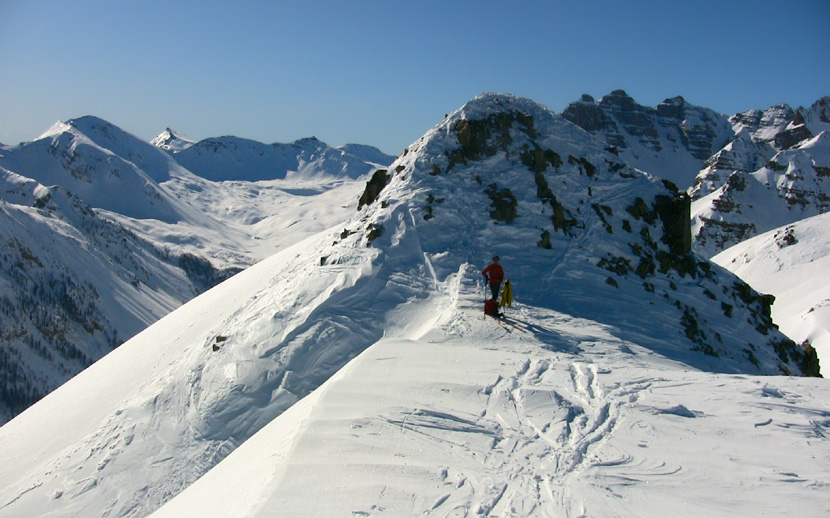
[145,263,827,518]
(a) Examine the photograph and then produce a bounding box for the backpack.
[484,299,498,316]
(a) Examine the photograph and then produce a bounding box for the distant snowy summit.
[150,128,196,152]
[151,130,394,182]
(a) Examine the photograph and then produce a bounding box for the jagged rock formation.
[691,97,830,256]
[562,90,733,187]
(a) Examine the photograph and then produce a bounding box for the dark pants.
[490,282,501,301]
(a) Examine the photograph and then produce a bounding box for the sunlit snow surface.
[155,267,830,517]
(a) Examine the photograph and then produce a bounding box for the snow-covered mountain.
[561,90,733,188]
[167,135,392,182]
[0,118,388,423]
[0,93,820,518]
[0,163,243,423]
[691,98,830,256]
[560,92,830,258]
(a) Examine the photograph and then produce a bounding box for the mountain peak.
[151,128,195,152]
[354,92,813,376]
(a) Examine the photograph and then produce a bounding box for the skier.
[481,256,504,303]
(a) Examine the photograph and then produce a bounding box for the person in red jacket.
[482,256,504,303]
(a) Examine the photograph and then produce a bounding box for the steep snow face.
[0,94,818,518]
[692,130,830,256]
[561,91,732,188]
[168,135,393,182]
[714,211,830,366]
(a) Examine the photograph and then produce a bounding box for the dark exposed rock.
[654,193,691,255]
[484,183,518,223]
[561,95,611,132]
[537,230,552,249]
[521,146,562,173]
[358,169,390,210]
[449,110,538,168]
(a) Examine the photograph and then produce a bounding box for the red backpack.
[484,299,498,316]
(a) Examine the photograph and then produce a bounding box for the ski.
[485,313,510,331]
[500,318,526,333]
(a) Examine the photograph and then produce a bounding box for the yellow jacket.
[499,279,512,308]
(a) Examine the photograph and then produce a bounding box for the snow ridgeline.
[0,93,823,518]
[153,264,830,517]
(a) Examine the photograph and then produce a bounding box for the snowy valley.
[0,91,828,517]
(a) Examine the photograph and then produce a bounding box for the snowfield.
[152,268,830,517]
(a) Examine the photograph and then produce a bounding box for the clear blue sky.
[1,0,828,154]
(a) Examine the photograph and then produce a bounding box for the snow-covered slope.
[0,117,381,423]
[0,93,818,518]
[713,211,830,366]
[0,166,239,423]
[153,296,830,518]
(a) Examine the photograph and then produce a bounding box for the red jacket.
[482,263,504,285]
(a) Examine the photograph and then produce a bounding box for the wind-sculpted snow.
[151,265,830,517]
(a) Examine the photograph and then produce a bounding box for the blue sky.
[1,0,828,154]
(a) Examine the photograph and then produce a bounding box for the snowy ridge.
[0,93,820,518]
[167,135,393,182]
[154,266,830,517]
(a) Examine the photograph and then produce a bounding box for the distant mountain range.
[0,119,392,422]
[561,91,830,256]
